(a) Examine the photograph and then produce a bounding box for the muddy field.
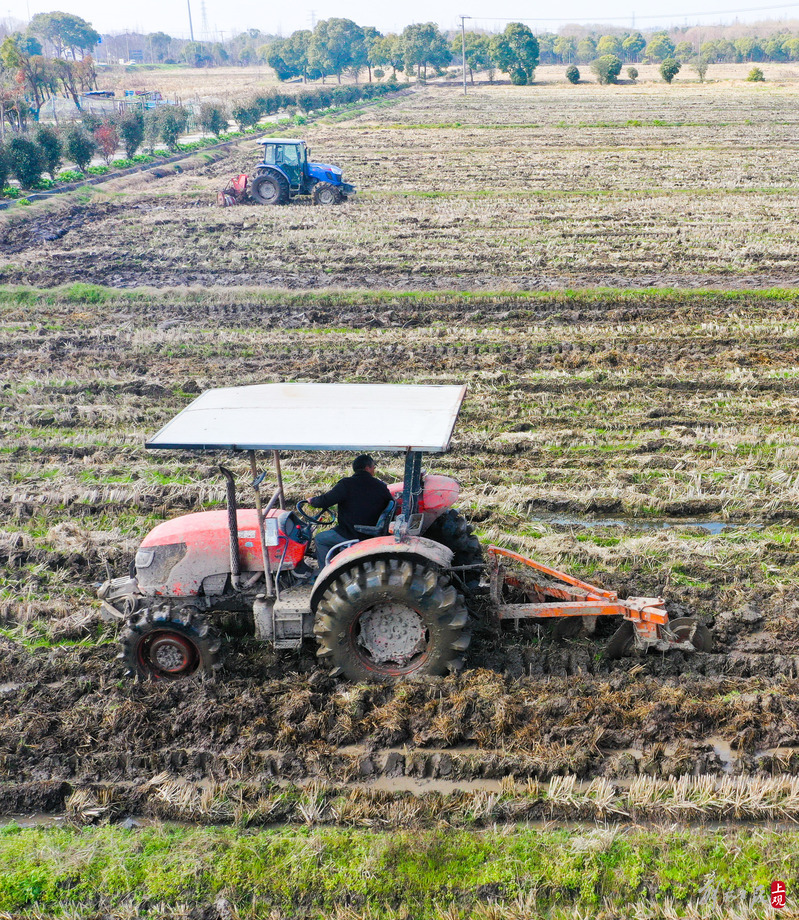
[2,79,799,882]
[2,283,799,830]
[4,80,799,290]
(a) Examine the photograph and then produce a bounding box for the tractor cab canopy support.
[401,448,424,531]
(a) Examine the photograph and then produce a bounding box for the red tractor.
[98,383,710,683]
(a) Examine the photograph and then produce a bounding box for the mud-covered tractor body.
[99,383,711,684]
[219,138,356,207]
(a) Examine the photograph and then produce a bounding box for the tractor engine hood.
[308,162,344,184]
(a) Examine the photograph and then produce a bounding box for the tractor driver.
[308,454,393,567]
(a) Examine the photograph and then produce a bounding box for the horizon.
[4,0,799,43]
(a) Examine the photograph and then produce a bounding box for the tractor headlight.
[325,171,335,181]
[135,548,155,569]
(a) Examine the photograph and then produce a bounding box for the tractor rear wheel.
[314,558,470,682]
[424,509,484,590]
[250,172,290,205]
[312,182,343,205]
[119,605,223,680]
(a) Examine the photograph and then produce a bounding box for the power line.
[467,1,799,23]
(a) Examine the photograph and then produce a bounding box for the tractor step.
[254,585,314,649]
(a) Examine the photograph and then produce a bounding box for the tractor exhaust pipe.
[219,466,242,591]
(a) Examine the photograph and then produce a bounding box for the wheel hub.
[357,604,426,665]
[146,632,196,675]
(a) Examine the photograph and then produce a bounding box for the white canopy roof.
[146,383,466,453]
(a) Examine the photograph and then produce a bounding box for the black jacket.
[310,471,393,540]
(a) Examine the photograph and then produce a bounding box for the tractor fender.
[254,164,291,186]
[309,536,454,614]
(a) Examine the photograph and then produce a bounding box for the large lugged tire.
[312,182,343,205]
[314,559,470,682]
[424,509,484,590]
[119,605,223,680]
[250,171,290,205]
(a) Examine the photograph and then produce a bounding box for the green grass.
[0,822,790,917]
[0,625,99,650]
[1,285,799,311]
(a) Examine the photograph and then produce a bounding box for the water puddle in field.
[709,736,736,774]
[0,813,163,830]
[4,812,795,832]
[0,813,68,828]
[334,744,484,757]
[533,514,750,535]
[755,745,799,762]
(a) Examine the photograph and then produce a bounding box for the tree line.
[1,12,101,129]
[250,22,799,84]
[264,21,540,85]
[535,30,799,65]
[88,22,799,70]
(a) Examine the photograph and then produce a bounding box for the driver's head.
[353,454,375,474]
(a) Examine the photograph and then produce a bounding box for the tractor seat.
[353,500,396,538]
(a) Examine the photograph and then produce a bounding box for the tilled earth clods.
[3,287,799,824]
[5,83,799,920]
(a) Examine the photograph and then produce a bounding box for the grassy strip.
[0,822,788,917]
[0,283,798,309]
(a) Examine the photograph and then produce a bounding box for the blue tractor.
[249,137,356,206]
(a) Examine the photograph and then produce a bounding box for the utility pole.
[187,0,195,41]
[460,15,471,95]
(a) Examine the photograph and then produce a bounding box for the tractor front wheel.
[314,559,470,682]
[312,182,343,206]
[250,172,290,205]
[119,605,223,680]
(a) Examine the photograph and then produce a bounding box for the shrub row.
[0,107,193,195]
[0,126,100,192]
[230,81,408,130]
[0,82,406,197]
[565,59,678,84]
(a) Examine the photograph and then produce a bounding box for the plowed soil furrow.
[4,80,799,835]
[5,83,799,289]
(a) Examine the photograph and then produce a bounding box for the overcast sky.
[5,0,799,40]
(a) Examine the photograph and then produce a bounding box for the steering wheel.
[296,500,336,527]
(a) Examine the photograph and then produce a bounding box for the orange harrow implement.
[486,545,712,657]
[217,174,250,207]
